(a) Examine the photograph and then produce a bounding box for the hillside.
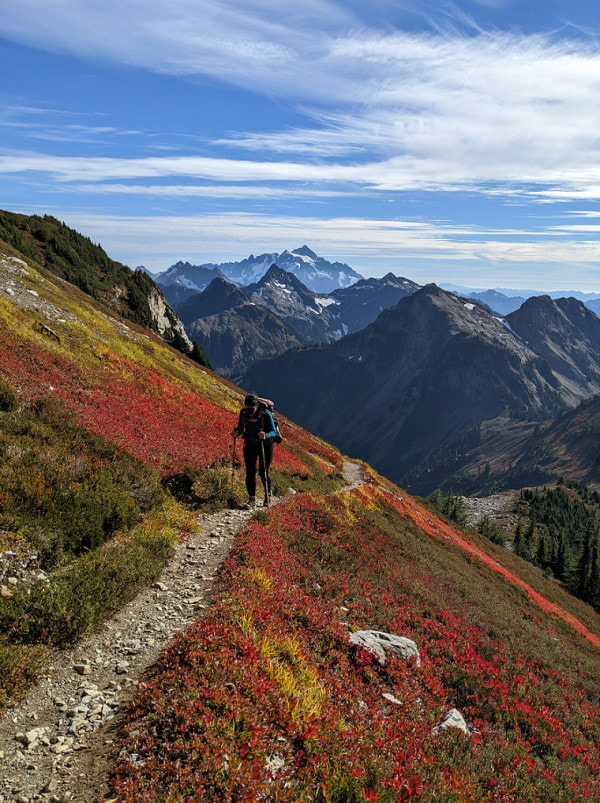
[0,211,190,351]
[245,284,568,494]
[0,234,599,801]
[454,395,600,493]
[187,301,304,379]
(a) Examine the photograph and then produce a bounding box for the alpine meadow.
[2,1,600,802]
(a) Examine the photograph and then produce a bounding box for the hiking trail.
[0,460,364,803]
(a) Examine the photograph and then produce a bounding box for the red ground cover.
[110,491,600,801]
[356,482,600,650]
[0,326,314,476]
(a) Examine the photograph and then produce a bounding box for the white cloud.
[65,183,351,199]
[46,211,600,284]
[3,6,600,200]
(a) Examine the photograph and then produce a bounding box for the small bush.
[0,641,46,709]
[0,375,18,412]
[0,506,178,649]
[164,466,245,511]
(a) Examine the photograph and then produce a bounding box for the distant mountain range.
[154,246,364,296]
[168,265,421,378]
[244,285,600,494]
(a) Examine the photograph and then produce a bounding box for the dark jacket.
[234,408,277,445]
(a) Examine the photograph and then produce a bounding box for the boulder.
[432,708,470,735]
[349,630,421,666]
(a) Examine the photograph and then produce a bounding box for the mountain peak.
[292,245,318,259]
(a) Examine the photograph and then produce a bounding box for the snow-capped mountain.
[155,261,225,307]
[244,264,343,344]
[155,247,364,294]
[330,272,421,334]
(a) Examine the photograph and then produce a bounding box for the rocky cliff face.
[506,295,600,405]
[147,288,192,351]
[244,285,567,493]
[244,264,342,344]
[187,302,303,379]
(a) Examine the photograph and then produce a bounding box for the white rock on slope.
[349,630,421,666]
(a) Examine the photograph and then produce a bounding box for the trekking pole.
[260,438,270,507]
[231,435,237,490]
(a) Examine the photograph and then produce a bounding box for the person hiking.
[232,393,277,509]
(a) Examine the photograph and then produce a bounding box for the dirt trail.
[0,461,363,803]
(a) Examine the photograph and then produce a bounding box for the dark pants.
[243,440,273,498]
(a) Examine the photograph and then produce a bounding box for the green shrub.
[0,521,176,647]
[0,375,18,412]
[164,465,245,511]
[0,395,164,566]
[0,641,46,709]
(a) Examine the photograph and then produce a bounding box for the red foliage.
[109,492,600,801]
[0,323,317,476]
[355,483,600,650]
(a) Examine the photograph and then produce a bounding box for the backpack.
[256,397,283,444]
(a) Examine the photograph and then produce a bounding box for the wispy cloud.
[3,4,600,200]
[48,211,600,284]
[66,183,351,199]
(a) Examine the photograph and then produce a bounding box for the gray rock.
[72,663,91,676]
[18,727,48,747]
[382,692,403,705]
[349,630,421,666]
[432,708,470,735]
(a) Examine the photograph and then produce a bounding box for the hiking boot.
[262,496,270,507]
[241,497,256,510]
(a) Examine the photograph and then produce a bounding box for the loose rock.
[349,630,421,666]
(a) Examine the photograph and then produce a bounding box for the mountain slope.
[187,301,304,379]
[466,289,526,315]
[0,210,190,349]
[176,277,248,326]
[507,295,600,405]
[244,263,342,344]
[470,395,600,491]
[0,235,599,803]
[329,272,421,333]
[155,260,225,307]
[245,284,567,493]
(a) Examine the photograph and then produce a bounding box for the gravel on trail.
[0,461,362,803]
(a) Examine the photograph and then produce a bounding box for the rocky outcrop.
[147,288,192,350]
[349,630,421,666]
[432,708,470,735]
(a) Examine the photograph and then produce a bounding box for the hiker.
[232,393,277,509]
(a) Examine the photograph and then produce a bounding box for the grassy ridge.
[0,210,159,331]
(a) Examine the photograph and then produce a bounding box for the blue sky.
[2,0,600,289]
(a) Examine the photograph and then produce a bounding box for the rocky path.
[0,461,363,803]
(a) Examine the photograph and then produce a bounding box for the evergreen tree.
[190,341,212,370]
